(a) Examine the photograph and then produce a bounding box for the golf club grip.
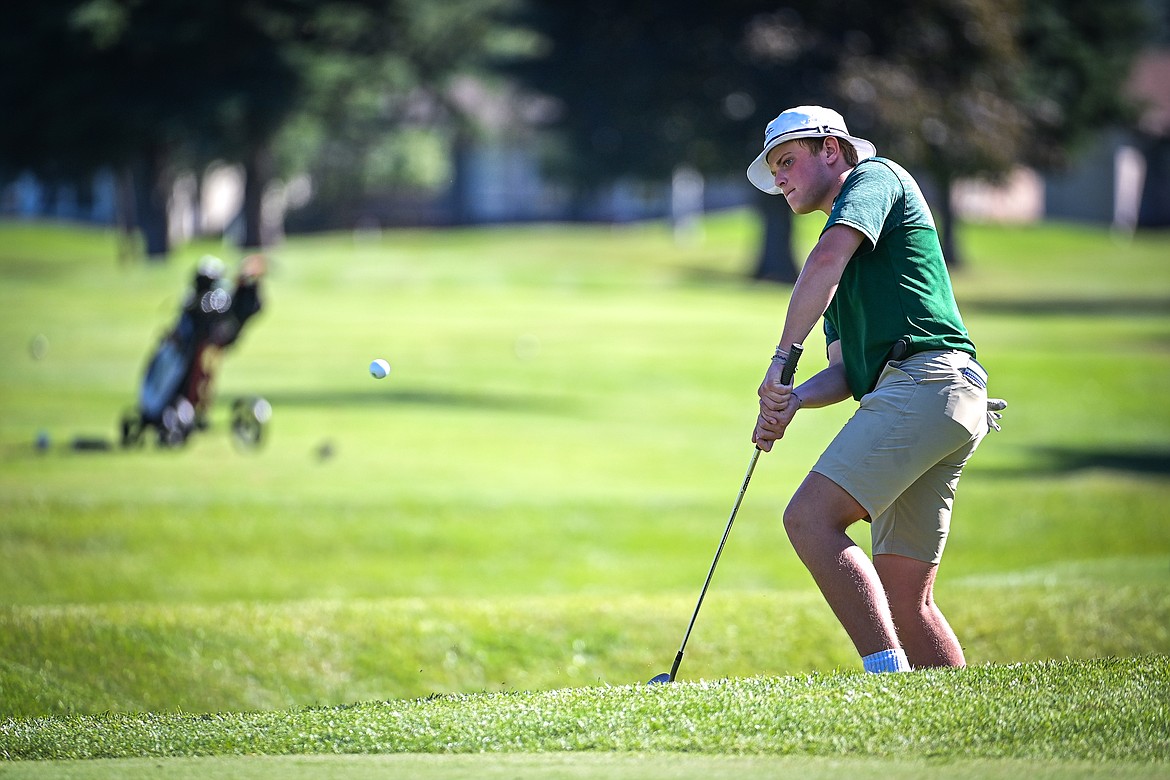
[779,343,803,385]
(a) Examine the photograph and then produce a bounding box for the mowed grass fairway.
[1,213,1168,777]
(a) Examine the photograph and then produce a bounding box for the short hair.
[796,136,859,167]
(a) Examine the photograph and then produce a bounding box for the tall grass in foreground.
[1,563,1168,716]
[3,657,1167,762]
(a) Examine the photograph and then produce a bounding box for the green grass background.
[1,213,1168,775]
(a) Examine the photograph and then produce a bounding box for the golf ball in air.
[369,359,390,379]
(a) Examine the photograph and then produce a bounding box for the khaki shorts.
[811,350,989,564]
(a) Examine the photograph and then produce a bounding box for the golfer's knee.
[782,500,817,547]
[783,494,849,542]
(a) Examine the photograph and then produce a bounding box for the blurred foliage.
[503,0,1151,187]
[1014,0,1152,171]
[0,0,1156,253]
[0,0,527,247]
[274,0,533,224]
[1,0,1155,188]
[497,0,1151,272]
[0,0,328,176]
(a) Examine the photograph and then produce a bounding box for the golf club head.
[648,672,672,685]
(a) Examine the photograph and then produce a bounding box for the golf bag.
[121,255,270,449]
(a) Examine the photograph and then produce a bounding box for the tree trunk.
[133,148,170,260]
[446,127,474,225]
[752,197,799,283]
[1138,137,1170,228]
[241,145,271,249]
[933,171,963,268]
[114,167,141,264]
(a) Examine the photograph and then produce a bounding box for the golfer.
[747,106,992,673]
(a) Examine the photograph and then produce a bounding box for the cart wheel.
[159,399,196,448]
[231,396,272,450]
[120,411,145,448]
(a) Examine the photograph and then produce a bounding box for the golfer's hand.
[753,361,800,452]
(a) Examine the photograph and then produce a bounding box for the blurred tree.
[502,0,1151,277]
[1015,0,1150,170]
[0,0,140,253]
[502,0,824,281]
[0,0,524,256]
[835,0,1149,265]
[1,0,1152,264]
[0,0,525,256]
[830,0,1029,267]
[0,0,323,257]
[275,0,527,230]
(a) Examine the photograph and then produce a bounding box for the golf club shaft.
[668,343,803,681]
[670,446,760,672]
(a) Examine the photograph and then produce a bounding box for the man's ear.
[822,136,842,162]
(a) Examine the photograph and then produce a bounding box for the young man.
[746,106,994,673]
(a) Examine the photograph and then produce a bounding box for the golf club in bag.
[649,343,804,685]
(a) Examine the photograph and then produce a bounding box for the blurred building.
[957,48,1170,230]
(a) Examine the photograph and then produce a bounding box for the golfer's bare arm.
[777,224,863,354]
[754,225,861,448]
[759,224,861,397]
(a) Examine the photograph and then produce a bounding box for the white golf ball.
[369,358,390,379]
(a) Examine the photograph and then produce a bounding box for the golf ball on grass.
[369,358,391,379]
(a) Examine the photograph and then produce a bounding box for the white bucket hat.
[746,106,877,194]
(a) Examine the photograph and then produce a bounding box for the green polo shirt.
[822,157,975,399]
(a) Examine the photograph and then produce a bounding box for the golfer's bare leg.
[783,472,901,658]
[875,553,965,668]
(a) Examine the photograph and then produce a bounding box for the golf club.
[650,343,803,685]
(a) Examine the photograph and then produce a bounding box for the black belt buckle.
[886,338,910,363]
[867,338,912,395]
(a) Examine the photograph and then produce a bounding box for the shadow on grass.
[677,265,763,286]
[960,296,1170,317]
[981,446,1170,477]
[259,388,579,415]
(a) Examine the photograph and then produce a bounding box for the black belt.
[885,337,911,364]
[872,338,984,392]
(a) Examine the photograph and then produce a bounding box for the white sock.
[862,648,911,673]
